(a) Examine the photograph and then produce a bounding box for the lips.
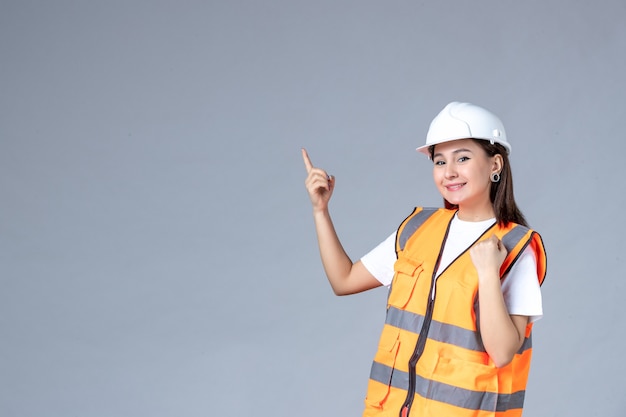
[445,183,466,191]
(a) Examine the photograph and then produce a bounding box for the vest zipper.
[398,219,448,417]
[399,268,438,417]
[397,217,496,416]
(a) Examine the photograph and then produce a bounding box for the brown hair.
[429,139,528,227]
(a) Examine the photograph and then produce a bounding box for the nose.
[444,162,457,179]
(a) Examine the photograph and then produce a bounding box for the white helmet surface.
[416,102,511,156]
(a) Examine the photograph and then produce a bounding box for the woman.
[302,101,547,417]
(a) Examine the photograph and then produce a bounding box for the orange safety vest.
[363,207,547,417]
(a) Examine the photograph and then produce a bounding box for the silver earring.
[491,172,501,183]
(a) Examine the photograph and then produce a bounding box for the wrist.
[477,268,501,285]
[312,207,330,219]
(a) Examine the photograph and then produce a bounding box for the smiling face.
[432,139,503,221]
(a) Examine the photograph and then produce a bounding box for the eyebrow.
[433,148,474,159]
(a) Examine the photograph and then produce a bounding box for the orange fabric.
[363,208,547,417]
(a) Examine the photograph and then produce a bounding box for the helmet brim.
[415,137,512,158]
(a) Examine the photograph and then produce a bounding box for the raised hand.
[470,235,508,279]
[302,148,335,212]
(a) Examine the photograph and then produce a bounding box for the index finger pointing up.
[301,148,314,172]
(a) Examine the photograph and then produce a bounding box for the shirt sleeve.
[360,231,397,287]
[501,247,544,323]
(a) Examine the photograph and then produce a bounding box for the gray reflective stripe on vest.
[397,208,438,251]
[369,361,526,412]
[386,306,532,354]
[501,224,530,253]
[499,224,532,279]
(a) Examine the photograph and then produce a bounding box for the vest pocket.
[365,326,401,409]
[426,355,499,412]
[388,257,424,309]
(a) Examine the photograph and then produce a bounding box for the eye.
[458,156,470,163]
[434,160,445,166]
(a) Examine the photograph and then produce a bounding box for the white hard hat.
[416,102,511,156]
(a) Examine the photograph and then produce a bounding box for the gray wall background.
[1,1,625,416]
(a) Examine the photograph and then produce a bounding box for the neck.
[456,202,495,222]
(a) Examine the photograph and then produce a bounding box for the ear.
[492,154,503,174]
